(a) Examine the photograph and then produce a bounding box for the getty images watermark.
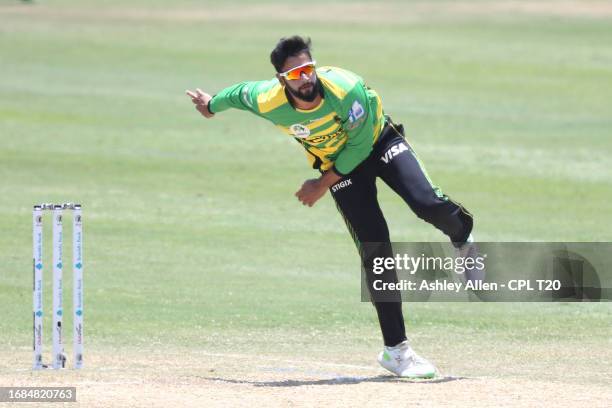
[360,242,612,302]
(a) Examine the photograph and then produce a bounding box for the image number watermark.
[0,387,76,403]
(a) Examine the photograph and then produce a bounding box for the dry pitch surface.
[2,343,611,407]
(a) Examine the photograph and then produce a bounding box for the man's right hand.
[186,88,214,118]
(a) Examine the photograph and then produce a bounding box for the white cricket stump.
[32,206,44,370]
[52,205,65,369]
[73,204,84,369]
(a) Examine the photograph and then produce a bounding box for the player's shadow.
[206,375,467,387]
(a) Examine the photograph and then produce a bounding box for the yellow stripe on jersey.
[308,142,346,163]
[307,112,337,130]
[309,122,340,138]
[257,83,287,113]
[318,75,348,100]
[295,98,324,113]
[372,92,384,143]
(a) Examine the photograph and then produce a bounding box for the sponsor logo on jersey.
[346,100,365,130]
[307,134,332,144]
[331,179,352,193]
[381,143,409,164]
[307,128,345,145]
[290,123,311,138]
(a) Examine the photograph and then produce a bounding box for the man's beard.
[286,79,320,103]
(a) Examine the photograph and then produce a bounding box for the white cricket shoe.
[455,234,486,284]
[377,340,436,378]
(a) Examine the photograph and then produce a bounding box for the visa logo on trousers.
[381,143,409,164]
[331,179,352,193]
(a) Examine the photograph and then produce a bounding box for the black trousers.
[330,118,473,346]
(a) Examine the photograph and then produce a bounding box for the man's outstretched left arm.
[187,81,265,119]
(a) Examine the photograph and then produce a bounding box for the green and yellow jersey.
[208,66,385,175]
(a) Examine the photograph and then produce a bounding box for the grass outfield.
[1,1,611,406]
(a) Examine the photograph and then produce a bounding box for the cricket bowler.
[187,36,479,378]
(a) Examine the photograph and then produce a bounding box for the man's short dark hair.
[270,36,312,73]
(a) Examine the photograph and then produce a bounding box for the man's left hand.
[295,179,327,207]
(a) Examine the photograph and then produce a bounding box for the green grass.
[0,0,611,387]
